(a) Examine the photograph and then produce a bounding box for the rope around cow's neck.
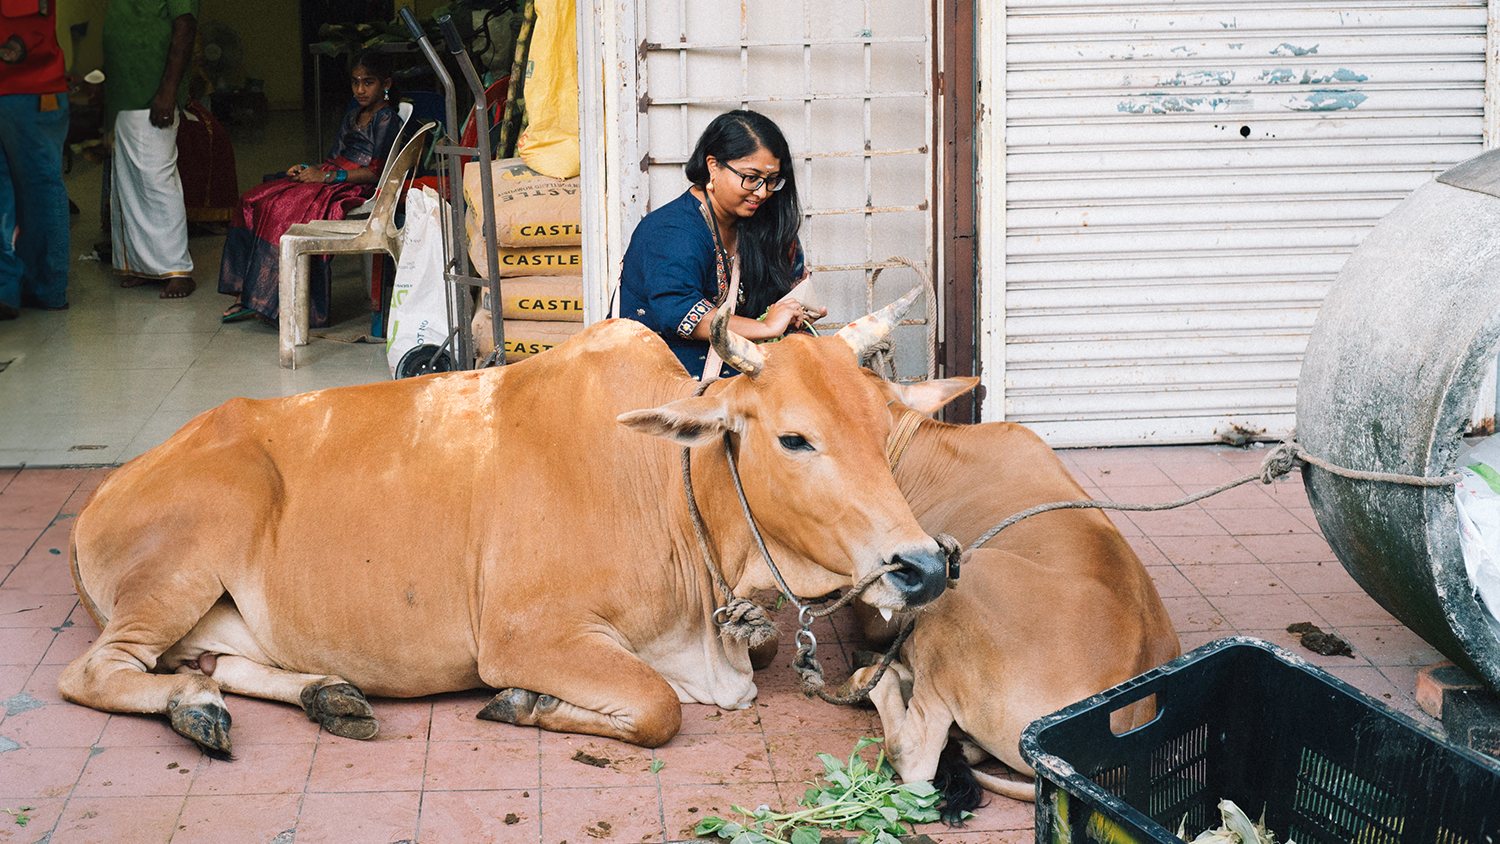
[965,438,1462,552]
[678,394,952,703]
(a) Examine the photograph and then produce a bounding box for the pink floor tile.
[1338,625,1446,667]
[914,788,1034,833]
[1089,463,1177,488]
[422,739,541,791]
[1207,506,1314,536]
[1159,595,1228,633]
[74,745,201,798]
[1192,482,1280,510]
[0,699,109,749]
[1210,592,1328,632]
[1095,484,1187,507]
[1177,630,1229,652]
[0,746,90,800]
[295,790,421,843]
[305,737,428,793]
[0,527,44,571]
[763,729,882,793]
[96,712,182,748]
[428,689,525,742]
[171,793,302,844]
[661,782,773,841]
[41,626,97,665]
[1178,563,1286,597]
[1151,535,1259,567]
[0,470,85,531]
[1144,565,1197,598]
[653,730,774,786]
[189,743,316,796]
[920,830,1034,844]
[1125,537,1171,567]
[50,795,185,844]
[1304,591,1402,627]
[753,674,878,734]
[675,701,763,736]
[1264,561,1362,594]
[537,785,663,843]
[1240,532,1338,564]
[538,732,657,788]
[218,695,323,747]
[0,663,33,700]
[0,797,66,844]
[417,789,540,844]
[1154,458,1254,486]
[1125,507,1230,537]
[0,593,76,629]
[0,627,55,666]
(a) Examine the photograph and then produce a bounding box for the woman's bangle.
[335,169,348,183]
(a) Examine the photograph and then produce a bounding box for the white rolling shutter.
[989,1,1489,446]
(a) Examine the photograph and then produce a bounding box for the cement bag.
[1453,435,1500,635]
[515,0,579,178]
[480,277,583,322]
[462,157,582,248]
[471,244,582,278]
[385,186,451,378]
[471,315,584,361]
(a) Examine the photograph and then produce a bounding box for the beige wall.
[56,0,305,110]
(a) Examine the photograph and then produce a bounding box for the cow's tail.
[69,516,109,631]
[970,767,1036,802]
[933,738,986,822]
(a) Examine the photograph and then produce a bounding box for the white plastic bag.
[1452,436,1500,635]
[386,186,452,378]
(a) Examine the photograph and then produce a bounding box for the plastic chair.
[277,125,433,369]
[346,100,414,219]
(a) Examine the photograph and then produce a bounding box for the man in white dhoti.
[104,0,197,298]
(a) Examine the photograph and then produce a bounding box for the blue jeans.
[0,93,71,309]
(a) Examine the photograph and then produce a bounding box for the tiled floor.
[0,447,1450,844]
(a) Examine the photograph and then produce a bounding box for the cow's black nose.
[885,549,947,606]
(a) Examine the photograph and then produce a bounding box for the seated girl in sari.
[217,50,401,325]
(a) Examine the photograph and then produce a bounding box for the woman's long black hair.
[685,110,802,320]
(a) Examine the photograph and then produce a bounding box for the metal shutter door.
[997,1,1488,446]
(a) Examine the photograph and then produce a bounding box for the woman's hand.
[289,165,326,184]
[766,298,827,335]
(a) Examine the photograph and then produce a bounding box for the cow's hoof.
[477,687,538,724]
[300,681,379,740]
[169,701,233,759]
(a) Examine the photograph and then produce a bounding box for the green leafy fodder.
[693,737,949,844]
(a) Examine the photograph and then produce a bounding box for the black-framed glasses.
[720,161,786,193]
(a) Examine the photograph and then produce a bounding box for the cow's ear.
[886,376,980,414]
[618,396,738,446]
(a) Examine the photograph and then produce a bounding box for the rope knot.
[792,647,828,698]
[860,337,897,381]
[715,598,778,648]
[1259,441,1302,484]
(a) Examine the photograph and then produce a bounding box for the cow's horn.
[710,302,765,377]
[836,283,924,360]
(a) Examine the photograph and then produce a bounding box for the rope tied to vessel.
[966,438,1463,552]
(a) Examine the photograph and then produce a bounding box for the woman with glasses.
[619,109,825,379]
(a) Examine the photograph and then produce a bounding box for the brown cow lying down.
[840,376,1181,813]
[60,294,954,757]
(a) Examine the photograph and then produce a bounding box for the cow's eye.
[778,434,814,452]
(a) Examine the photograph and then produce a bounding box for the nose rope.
[679,395,954,703]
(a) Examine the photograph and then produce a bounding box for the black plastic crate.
[1020,637,1500,844]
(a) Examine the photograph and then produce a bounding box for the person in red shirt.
[0,0,70,319]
